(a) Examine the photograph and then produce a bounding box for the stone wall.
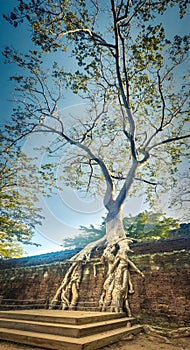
[130,250,190,327]
[0,238,189,327]
[0,263,68,307]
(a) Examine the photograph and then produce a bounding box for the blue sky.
[0,1,189,256]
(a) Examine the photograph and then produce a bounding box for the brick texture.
[0,238,189,327]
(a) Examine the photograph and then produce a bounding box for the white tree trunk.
[106,204,126,242]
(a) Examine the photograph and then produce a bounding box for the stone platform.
[0,309,142,350]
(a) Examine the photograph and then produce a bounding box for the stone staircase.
[0,309,143,350]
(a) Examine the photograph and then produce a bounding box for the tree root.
[143,324,190,342]
[70,236,107,262]
[50,237,144,312]
[49,236,107,309]
[143,324,172,343]
[168,327,190,338]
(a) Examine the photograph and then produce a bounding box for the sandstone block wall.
[0,239,189,327]
[130,250,190,327]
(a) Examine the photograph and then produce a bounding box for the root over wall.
[0,238,189,328]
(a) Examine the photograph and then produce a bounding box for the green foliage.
[63,220,106,249]
[123,211,180,241]
[170,223,190,238]
[0,231,24,259]
[62,212,181,248]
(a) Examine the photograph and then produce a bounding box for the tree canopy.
[2,0,190,247]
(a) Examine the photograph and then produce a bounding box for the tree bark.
[106,204,126,242]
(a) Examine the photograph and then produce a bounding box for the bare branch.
[115,159,138,208]
[157,69,166,131]
[148,133,190,151]
[87,159,93,192]
[117,0,148,25]
[134,177,160,186]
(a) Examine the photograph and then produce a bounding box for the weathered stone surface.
[0,310,142,350]
[0,238,189,327]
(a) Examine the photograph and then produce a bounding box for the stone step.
[0,310,126,325]
[0,316,135,338]
[0,324,143,350]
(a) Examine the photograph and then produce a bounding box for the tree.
[0,131,54,258]
[63,212,180,248]
[123,211,180,241]
[0,231,24,259]
[3,0,190,311]
[170,222,190,238]
[63,220,106,249]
